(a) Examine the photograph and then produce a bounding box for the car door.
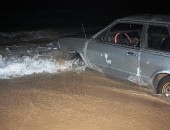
[140,24,170,86]
[86,22,144,83]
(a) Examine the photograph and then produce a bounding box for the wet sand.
[0,70,170,130]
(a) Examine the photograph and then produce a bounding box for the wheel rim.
[162,82,170,97]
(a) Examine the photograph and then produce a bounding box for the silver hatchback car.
[57,14,170,97]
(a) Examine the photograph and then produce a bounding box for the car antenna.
[81,22,86,38]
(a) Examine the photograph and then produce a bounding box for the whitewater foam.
[0,54,85,79]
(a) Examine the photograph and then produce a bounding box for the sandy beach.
[0,70,170,130]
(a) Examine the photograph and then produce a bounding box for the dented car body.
[57,14,170,97]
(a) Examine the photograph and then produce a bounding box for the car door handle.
[127,52,136,56]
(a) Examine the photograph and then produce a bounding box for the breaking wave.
[0,55,85,79]
[0,30,85,79]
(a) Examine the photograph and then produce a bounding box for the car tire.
[157,76,170,97]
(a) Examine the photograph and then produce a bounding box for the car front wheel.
[157,76,170,97]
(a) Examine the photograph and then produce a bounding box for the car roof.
[119,14,170,24]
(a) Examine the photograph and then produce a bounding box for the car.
[56,14,170,97]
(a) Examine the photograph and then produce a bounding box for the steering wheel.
[114,32,131,45]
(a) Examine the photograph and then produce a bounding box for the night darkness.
[0,0,169,31]
[1,1,170,129]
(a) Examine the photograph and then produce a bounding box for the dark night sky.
[0,0,169,31]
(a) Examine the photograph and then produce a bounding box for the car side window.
[106,23,143,48]
[147,25,170,51]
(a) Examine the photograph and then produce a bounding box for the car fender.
[58,37,90,67]
[151,70,170,88]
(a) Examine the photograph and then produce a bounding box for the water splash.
[0,29,86,79]
[0,54,85,79]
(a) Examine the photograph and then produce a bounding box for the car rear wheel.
[157,76,170,97]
